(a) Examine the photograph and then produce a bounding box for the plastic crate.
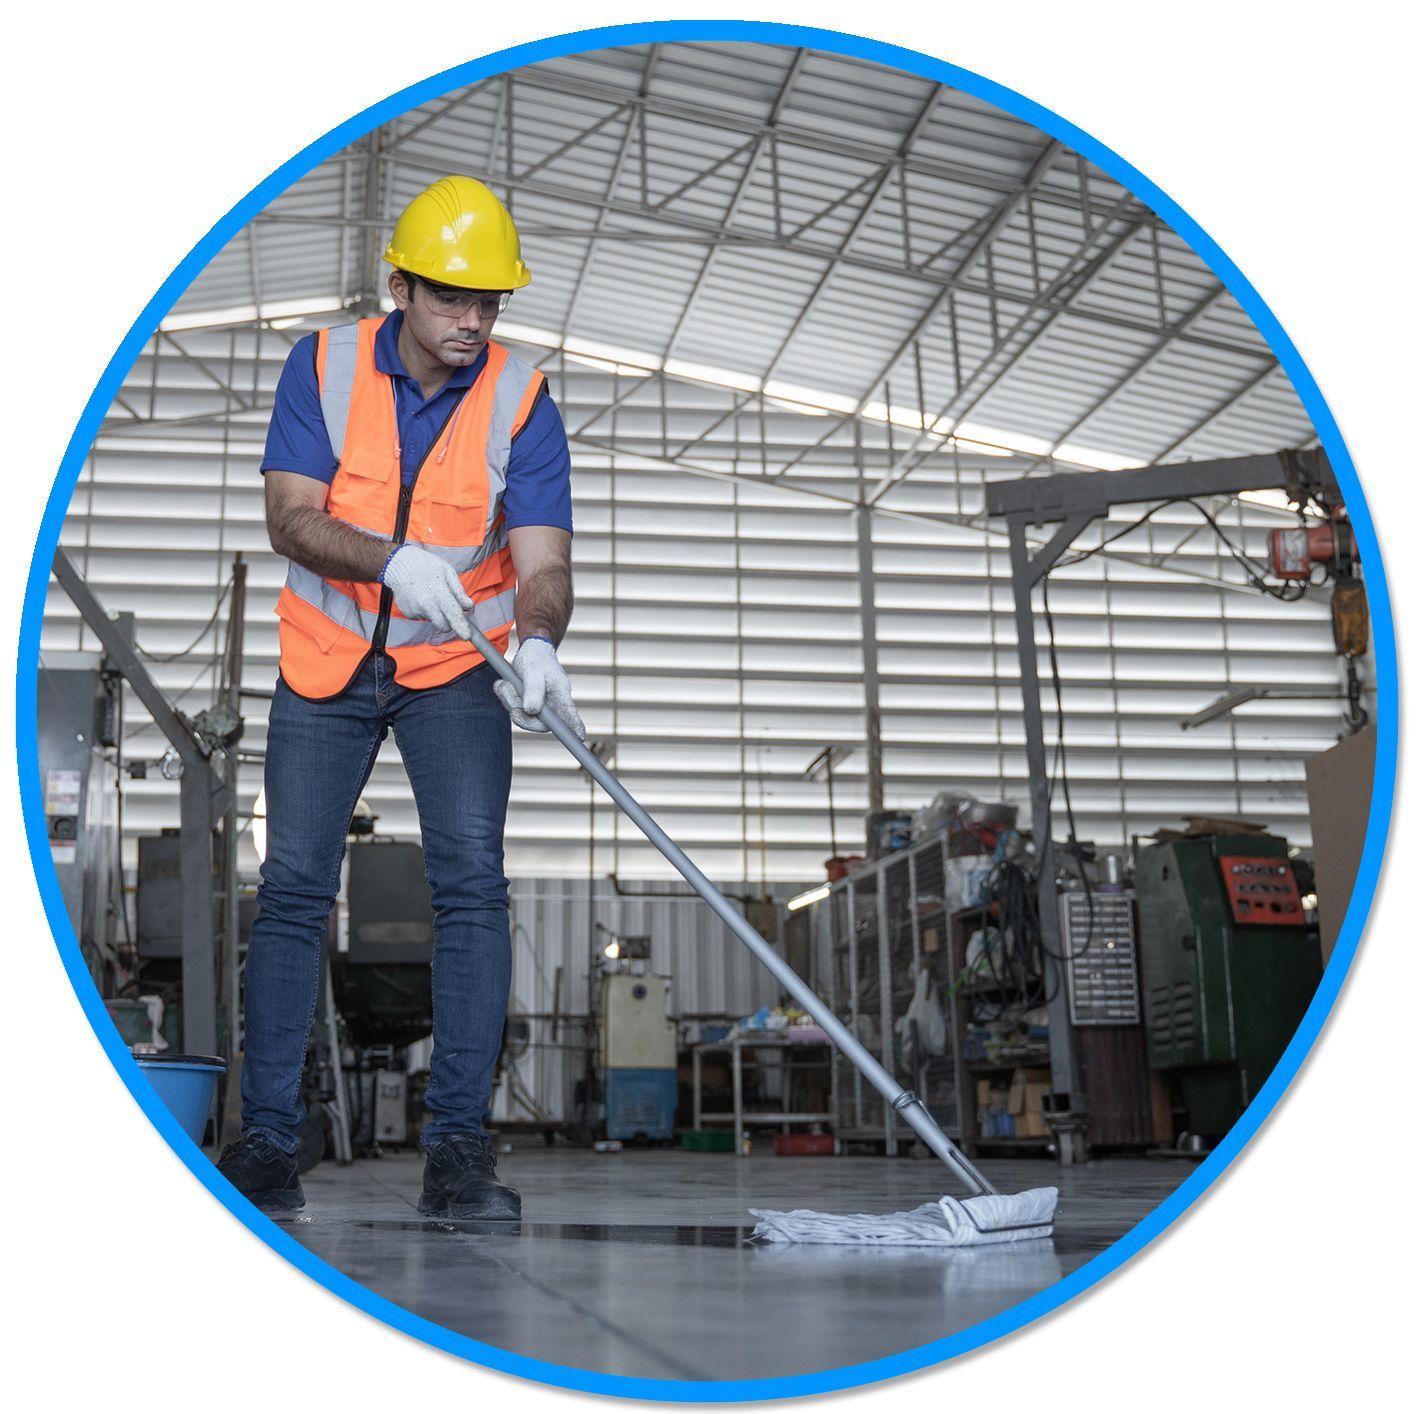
[772,1133,835,1156]
[682,1129,736,1152]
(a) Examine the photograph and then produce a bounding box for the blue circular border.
[15,19,1398,1402]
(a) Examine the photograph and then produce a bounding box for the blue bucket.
[133,1052,226,1144]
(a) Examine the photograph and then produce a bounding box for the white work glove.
[381,545,473,640]
[494,637,586,740]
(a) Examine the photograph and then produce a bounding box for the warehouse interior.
[36,41,1378,1383]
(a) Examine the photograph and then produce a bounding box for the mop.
[469,627,1058,1248]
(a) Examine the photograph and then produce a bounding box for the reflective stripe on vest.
[320,323,360,461]
[283,557,517,648]
[275,320,542,698]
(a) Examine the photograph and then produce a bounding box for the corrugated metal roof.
[40,39,1354,880]
[171,39,1317,467]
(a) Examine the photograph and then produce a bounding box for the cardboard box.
[1007,1067,1051,1139]
[977,1079,1008,1109]
[976,1077,1011,1136]
[1006,1067,1050,1111]
[1013,1107,1049,1138]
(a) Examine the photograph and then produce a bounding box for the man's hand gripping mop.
[476,625,1057,1249]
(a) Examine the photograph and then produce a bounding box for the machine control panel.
[1217,854,1307,927]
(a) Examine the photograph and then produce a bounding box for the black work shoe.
[217,1133,305,1213]
[418,1133,521,1220]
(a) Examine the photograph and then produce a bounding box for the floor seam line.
[437,1231,713,1382]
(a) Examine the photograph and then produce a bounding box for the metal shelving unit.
[947,904,1052,1156]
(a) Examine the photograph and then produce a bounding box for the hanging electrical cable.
[1034,493,1319,975]
[1039,574,1096,967]
[134,580,234,661]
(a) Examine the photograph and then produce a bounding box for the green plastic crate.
[682,1129,736,1152]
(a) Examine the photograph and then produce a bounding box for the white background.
[4,3,1409,1406]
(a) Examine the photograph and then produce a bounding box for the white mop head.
[749,1187,1058,1247]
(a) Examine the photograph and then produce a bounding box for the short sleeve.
[502,389,573,533]
[260,334,338,483]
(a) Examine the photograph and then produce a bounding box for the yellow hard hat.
[383,175,531,290]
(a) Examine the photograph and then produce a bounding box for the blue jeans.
[241,653,513,1154]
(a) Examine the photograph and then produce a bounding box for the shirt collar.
[374,310,487,391]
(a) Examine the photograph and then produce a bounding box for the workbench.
[690,1031,833,1155]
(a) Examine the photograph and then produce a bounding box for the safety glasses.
[405,274,511,318]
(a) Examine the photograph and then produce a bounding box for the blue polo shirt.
[260,311,573,533]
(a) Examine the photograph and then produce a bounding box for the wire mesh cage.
[812,837,965,1144]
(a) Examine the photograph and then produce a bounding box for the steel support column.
[1006,515,1088,1115]
[220,557,248,1069]
[855,491,885,817]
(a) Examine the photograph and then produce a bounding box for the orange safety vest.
[274,319,545,698]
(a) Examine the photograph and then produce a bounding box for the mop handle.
[471,626,997,1198]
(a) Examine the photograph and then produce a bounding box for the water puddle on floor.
[333,1218,759,1246]
[277,1215,1084,1261]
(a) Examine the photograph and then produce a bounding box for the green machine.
[1134,833,1323,1142]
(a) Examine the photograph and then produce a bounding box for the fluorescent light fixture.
[1054,443,1144,472]
[160,296,346,332]
[765,396,831,416]
[564,336,661,371]
[489,319,563,348]
[950,436,1015,458]
[161,303,261,331]
[763,379,856,414]
[565,351,653,377]
[95,435,265,456]
[1180,687,1264,729]
[787,883,832,912]
[423,319,1157,473]
[1179,685,1340,729]
[667,358,763,393]
[860,399,926,430]
[955,421,1054,458]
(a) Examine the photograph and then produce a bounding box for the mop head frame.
[749,1186,1058,1248]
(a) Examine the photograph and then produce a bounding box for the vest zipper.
[371,391,467,653]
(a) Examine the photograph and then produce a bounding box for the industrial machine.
[332,837,436,1151]
[1059,885,1155,1149]
[135,830,188,964]
[1134,832,1323,1143]
[38,660,122,985]
[598,936,677,1141]
[1269,507,1369,730]
[50,551,247,1060]
[985,447,1352,1161]
[1061,888,1142,1027]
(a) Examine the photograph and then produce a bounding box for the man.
[216,175,583,1219]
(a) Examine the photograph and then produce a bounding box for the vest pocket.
[414,493,489,548]
[329,443,397,528]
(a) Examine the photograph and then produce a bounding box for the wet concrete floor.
[276,1146,1193,1381]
